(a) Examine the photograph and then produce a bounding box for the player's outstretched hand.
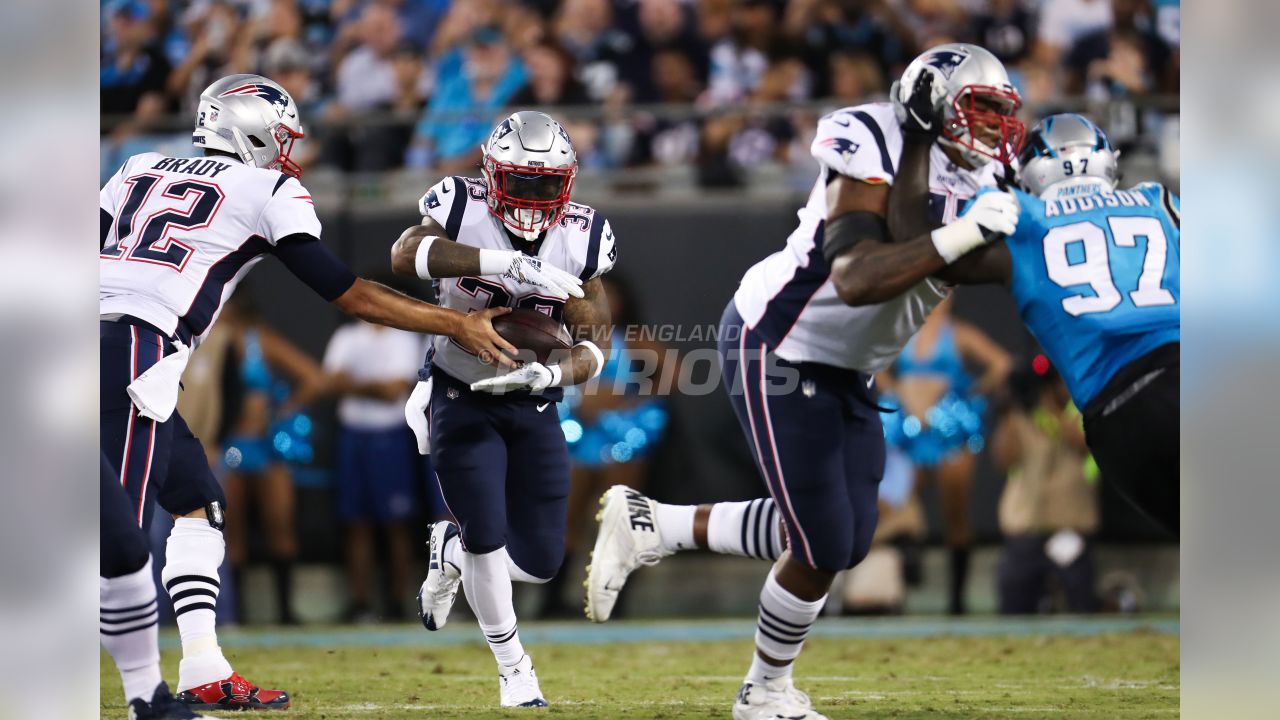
[470,362,558,394]
[501,253,584,300]
[930,190,1020,263]
[893,67,944,139]
[456,307,519,368]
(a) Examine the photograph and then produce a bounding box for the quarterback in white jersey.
[100,150,323,344]
[389,111,614,709]
[99,74,512,716]
[583,45,1027,720]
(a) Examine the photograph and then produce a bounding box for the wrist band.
[930,219,983,264]
[414,235,438,279]
[575,340,605,381]
[478,248,514,277]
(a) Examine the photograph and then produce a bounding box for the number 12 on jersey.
[102,173,225,272]
[1042,216,1176,316]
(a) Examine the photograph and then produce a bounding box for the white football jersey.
[419,175,616,386]
[733,102,1001,373]
[99,152,321,345]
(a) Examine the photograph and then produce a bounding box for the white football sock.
[461,546,526,667]
[445,535,545,579]
[448,537,549,584]
[654,503,697,553]
[748,570,825,683]
[747,650,791,684]
[162,517,233,690]
[505,549,552,584]
[101,559,162,704]
[709,498,784,560]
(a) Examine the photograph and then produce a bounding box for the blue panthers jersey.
[999,182,1180,408]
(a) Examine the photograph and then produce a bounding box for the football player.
[390,111,616,708]
[101,74,515,711]
[585,45,1025,720]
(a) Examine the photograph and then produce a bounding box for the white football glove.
[479,249,584,300]
[930,190,1021,263]
[469,362,563,394]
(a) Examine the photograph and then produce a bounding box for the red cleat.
[176,672,291,711]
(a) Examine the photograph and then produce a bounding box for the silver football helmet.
[480,110,578,241]
[892,43,1025,168]
[1017,113,1119,198]
[193,74,305,177]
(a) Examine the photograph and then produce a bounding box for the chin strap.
[229,127,258,167]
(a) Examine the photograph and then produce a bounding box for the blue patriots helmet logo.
[820,137,861,163]
[924,49,970,79]
[219,83,292,118]
[492,119,515,144]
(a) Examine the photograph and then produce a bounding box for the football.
[492,308,572,365]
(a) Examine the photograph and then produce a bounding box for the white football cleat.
[416,521,461,631]
[584,485,673,622]
[498,654,548,708]
[732,678,829,720]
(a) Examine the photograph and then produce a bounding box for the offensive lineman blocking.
[586,44,1027,720]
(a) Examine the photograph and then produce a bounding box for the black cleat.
[128,682,211,719]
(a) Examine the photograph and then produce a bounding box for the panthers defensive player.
[586,45,1024,720]
[911,113,1179,533]
[390,111,615,708]
[101,74,514,712]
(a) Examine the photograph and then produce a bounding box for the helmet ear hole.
[248,135,267,148]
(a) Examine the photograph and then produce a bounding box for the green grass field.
[101,617,1178,719]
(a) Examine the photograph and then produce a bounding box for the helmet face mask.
[481,111,578,241]
[944,85,1025,167]
[270,123,305,178]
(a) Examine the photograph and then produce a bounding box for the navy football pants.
[102,450,151,579]
[100,320,225,537]
[426,368,570,580]
[718,301,885,573]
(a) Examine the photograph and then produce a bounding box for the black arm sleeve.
[101,208,113,249]
[823,211,889,264]
[271,233,358,302]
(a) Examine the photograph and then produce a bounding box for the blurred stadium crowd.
[102,0,1179,179]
